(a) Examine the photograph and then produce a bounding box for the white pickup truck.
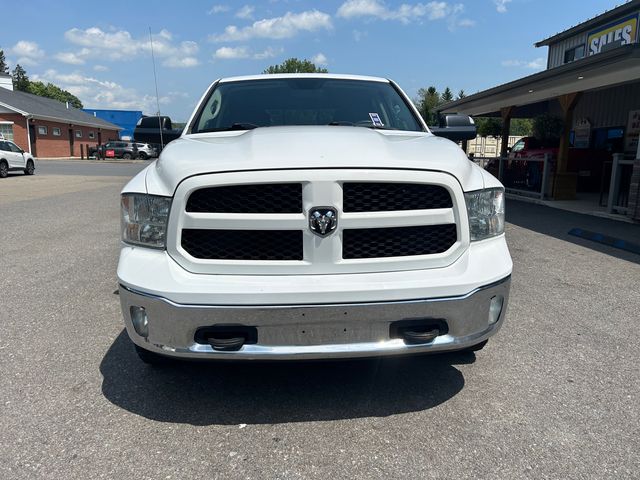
[118,74,512,364]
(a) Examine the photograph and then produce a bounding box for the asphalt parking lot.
[1,160,639,479]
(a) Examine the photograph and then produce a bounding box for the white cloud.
[210,10,332,41]
[213,46,281,60]
[494,0,512,13]
[61,27,200,68]
[337,0,451,24]
[312,52,328,65]
[208,4,230,14]
[10,40,45,66]
[214,46,250,59]
[236,5,255,19]
[54,48,92,65]
[446,4,474,30]
[457,18,475,27]
[162,56,200,67]
[93,65,109,71]
[11,40,45,59]
[501,57,545,69]
[253,47,280,60]
[353,29,367,41]
[32,69,186,113]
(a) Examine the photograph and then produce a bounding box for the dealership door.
[29,124,37,156]
[69,129,74,156]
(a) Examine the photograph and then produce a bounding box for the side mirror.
[430,114,477,142]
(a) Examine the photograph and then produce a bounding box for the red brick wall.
[0,113,119,158]
[0,113,29,151]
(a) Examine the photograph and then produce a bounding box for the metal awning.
[439,44,640,117]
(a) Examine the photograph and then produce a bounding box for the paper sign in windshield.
[369,113,384,127]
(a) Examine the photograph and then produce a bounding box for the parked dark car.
[133,116,182,147]
[90,141,138,159]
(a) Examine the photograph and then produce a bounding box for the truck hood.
[144,126,485,195]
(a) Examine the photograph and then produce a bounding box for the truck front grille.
[343,183,452,212]
[171,170,466,274]
[342,225,457,259]
[186,183,302,213]
[182,229,303,260]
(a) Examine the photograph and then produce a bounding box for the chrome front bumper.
[119,276,510,360]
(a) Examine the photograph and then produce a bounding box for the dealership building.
[0,74,120,158]
[440,0,640,222]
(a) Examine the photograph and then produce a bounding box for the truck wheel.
[24,160,35,175]
[134,344,172,366]
[122,153,132,160]
[0,160,8,178]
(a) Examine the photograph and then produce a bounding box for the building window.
[0,123,14,141]
[564,44,585,64]
[38,126,48,135]
[88,131,95,139]
[75,130,83,138]
[52,127,61,136]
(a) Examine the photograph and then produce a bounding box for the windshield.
[191,78,424,133]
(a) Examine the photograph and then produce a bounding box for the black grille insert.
[182,229,303,260]
[186,183,302,213]
[343,183,452,212]
[343,225,457,259]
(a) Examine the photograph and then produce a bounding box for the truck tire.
[24,160,35,175]
[134,344,172,366]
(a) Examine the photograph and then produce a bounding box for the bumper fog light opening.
[130,306,149,338]
[488,295,504,325]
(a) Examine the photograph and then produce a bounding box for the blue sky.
[1,0,617,121]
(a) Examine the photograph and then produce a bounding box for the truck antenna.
[149,27,165,149]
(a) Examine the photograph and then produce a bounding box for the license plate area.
[257,321,385,346]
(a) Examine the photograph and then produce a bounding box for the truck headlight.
[464,188,505,241]
[121,193,171,248]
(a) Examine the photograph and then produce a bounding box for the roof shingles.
[0,88,121,130]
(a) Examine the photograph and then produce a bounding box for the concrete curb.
[506,193,636,224]
[35,157,148,165]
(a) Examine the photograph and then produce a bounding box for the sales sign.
[587,13,638,56]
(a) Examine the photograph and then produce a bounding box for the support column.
[500,106,514,158]
[627,138,640,221]
[553,92,582,200]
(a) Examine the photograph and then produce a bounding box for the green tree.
[263,57,328,74]
[510,118,533,137]
[475,117,503,138]
[26,81,83,109]
[0,49,8,74]
[532,113,563,147]
[12,64,29,91]
[456,89,466,100]
[441,87,454,103]
[414,86,440,125]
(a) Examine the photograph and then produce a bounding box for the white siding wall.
[547,32,588,69]
[573,82,640,128]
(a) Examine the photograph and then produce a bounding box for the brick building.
[0,74,120,158]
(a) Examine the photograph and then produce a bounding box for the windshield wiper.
[327,121,355,126]
[198,123,259,133]
[328,121,396,131]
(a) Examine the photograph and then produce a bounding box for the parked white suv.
[0,139,35,178]
[117,74,512,364]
